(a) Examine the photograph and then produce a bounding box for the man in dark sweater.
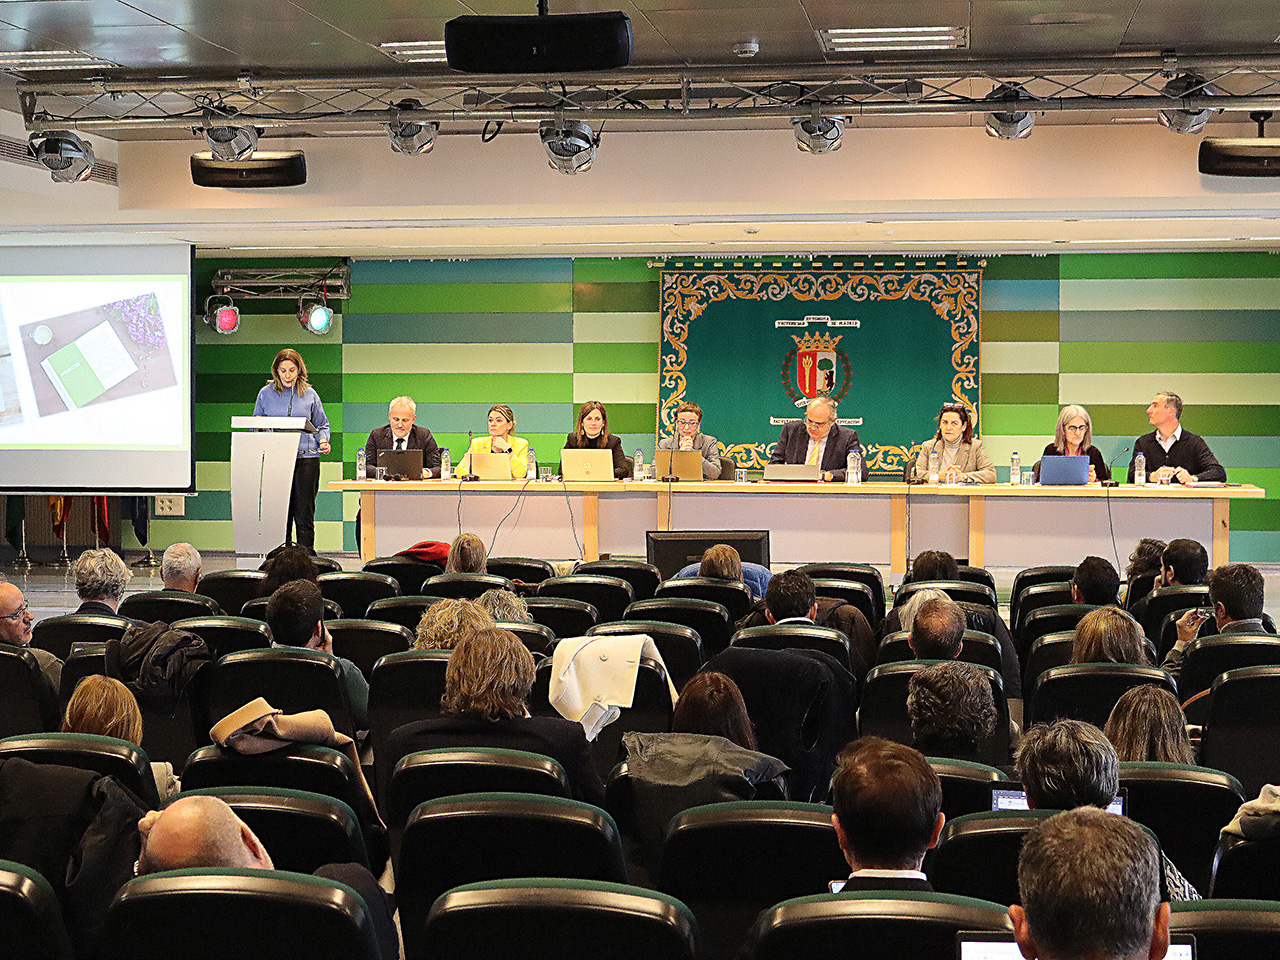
[1127,391,1225,484]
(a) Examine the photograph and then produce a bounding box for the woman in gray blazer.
[656,400,723,479]
[912,402,996,483]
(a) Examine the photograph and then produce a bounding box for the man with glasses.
[769,396,869,482]
[0,577,60,691]
[657,400,723,479]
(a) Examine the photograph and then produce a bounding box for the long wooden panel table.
[331,479,1264,574]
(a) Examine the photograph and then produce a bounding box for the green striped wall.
[133,253,1276,563]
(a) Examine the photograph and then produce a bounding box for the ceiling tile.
[968,23,1128,55]
[0,0,163,30]
[664,30,822,63]
[1121,19,1280,48]
[121,0,310,27]
[801,2,971,31]
[644,5,814,38]
[970,0,1128,29]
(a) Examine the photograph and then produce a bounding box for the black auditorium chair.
[655,578,754,623]
[1177,635,1280,706]
[367,650,451,806]
[730,624,852,673]
[118,590,221,623]
[1138,584,1210,641]
[424,573,516,600]
[1009,565,1074,629]
[928,758,1012,820]
[1210,835,1280,899]
[423,879,698,960]
[496,620,556,655]
[539,575,635,623]
[1124,571,1159,611]
[1014,583,1074,639]
[59,642,107,705]
[317,571,399,619]
[576,560,663,602]
[1199,666,1280,798]
[588,620,703,692]
[181,743,371,822]
[171,616,272,659]
[1156,610,1221,662]
[0,858,76,960]
[796,563,886,625]
[876,630,1002,673]
[311,555,344,574]
[487,557,556,584]
[0,731,159,807]
[364,595,443,631]
[194,570,267,617]
[526,597,598,638]
[1021,633,1076,695]
[0,646,59,737]
[896,579,997,612]
[625,598,732,660]
[1028,663,1176,728]
[956,565,997,590]
[810,579,878,627]
[31,613,135,663]
[1017,604,1097,662]
[747,891,1013,960]
[326,619,413,682]
[396,793,629,960]
[361,557,442,596]
[1169,900,1280,959]
[927,810,1056,904]
[240,595,344,622]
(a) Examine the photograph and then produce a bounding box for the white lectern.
[230,415,309,557]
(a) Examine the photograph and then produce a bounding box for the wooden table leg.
[583,492,599,561]
[657,487,672,532]
[968,496,985,569]
[1213,497,1231,566]
[891,493,907,578]
[359,490,375,563]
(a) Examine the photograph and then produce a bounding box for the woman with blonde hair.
[445,533,487,574]
[460,404,529,479]
[562,400,628,479]
[1039,404,1109,483]
[1104,684,1195,765]
[1071,606,1149,665]
[63,675,180,798]
[414,597,496,649]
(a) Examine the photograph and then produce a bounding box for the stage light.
[792,113,844,154]
[28,131,94,182]
[201,111,259,161]
[204,294,240,334]
[387,98,439,154]
[298,293,333,335]
[1158,74,1219,135]
[984,83,1035,140]
[539,119,598,174]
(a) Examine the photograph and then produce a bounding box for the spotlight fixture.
[387,98,439,155]
[204,294,240,334]
[1158,74,1219,135]
[201,110,258,161]
[298,292,333,335]
[984,83,1035,140]
[539,118,599,174]
[27,131,95,183]
[792,112,844,154]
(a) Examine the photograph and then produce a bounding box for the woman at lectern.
[460,404,529,479]
[252,348,331,550]
[562,400,629,479]
[912,401,996,483]
[1036,404,1109,483]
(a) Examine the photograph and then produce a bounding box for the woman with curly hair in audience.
[907,661,998,764]
[414,597,495,650]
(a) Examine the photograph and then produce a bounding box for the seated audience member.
[1129,538,1209,627]
[1071,607,1149,665]
[63,675,180,799]
[909,549,961,585]
[475,588,532,623]
[413,597,495,650]
[908,661,998,763]
[74,548,131,614]
[0,577,60,690]
[656,400,723,480]
[1072,556,1121,607]
[1011,807,1169,960]
[674,543,772,601]
[737,570,875,669]
[1103,685,1195,765]
[894,587,949,638]
[769,396,869,483]
[908,596,966,660]
[1128,391,1226,485]
[260,545,320,597]
[445,532,487,574]
[1124,538,1167,605]
[386,628,604,803]
[160,543,203,593]
[1016,719,1199,900]
[265,580,369,729]
[562,400,629,479]
[1163,562,1267,681]
[137,795,398,960]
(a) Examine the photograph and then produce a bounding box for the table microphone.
[1101,445,1131,488]
[460,429,480,481]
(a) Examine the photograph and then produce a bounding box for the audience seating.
[31,613,136,663]
[364,595,444,631]
[1119,761,1245,896]
[240,595,344,622]
[747,890,1013,960]
[118,590,221,623]
[1009,565,1075,627]
[1028,663,1177,728]
[625,598,732,659]
[1169,900,1280,958]
[957,565,997,590]
[1138,584,1211,641]
[1124,571,1159,610]
[192,570,267,617]
[396,792,629,960]
[0,858,76,960]
[171,616,272,659]
[575,560,663,601]
[0,646,59,737]
[422,879,698,960]
[1200,666,1280,798]
[316,571,400,619]
[796,563,886,624]
[928,758,1011,820]
[1016,604,1097,662]
[1177,635,1280,705]
[809,579,878,627]
[539,575,635,623]
[896,580,997,612]
[1210,835,1280,899]
[368,649,451,806]
[424,573,516,600]
[496,620,556,655]
[525,596,598,638]
[731,624,853,673]
[138,691,203,769]
[326,619,413,682]
[1156,608,1216,660]
[58,642,107,705]
[656,577,754,622]
[604,762,787,840]
[0,731,159,807]
[487,557,557,584]
[588,620,703,692]
[105,867,383,960]
[1021,633,1077,694]
[360,557,442,596]
[311,555,344,574]
[928,809,1056,904]
[1014,583,1074,638]
[877,630,1002,673]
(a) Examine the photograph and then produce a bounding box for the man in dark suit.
[768,396,869,482]
[364,395,441,478]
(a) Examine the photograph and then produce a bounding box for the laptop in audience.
[957,931,1193,959]
[561,448,617,481]
[991,783,1126,817]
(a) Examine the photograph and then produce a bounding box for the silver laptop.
[654,450,704,481]
[562,448,617,481]
[763,463,820,481]
[957,932,1194,959]
[468,452,512,481]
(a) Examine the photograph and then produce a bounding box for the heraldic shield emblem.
[781,331,852,406]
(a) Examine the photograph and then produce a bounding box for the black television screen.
[646,530,770,580]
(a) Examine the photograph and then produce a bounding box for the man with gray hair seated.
[1010,807,1170,960]
[160,543,202,593]
[73,548,131,615]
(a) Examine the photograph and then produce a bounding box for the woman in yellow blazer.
[461,404,530,478]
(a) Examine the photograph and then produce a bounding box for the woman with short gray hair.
[73,548,131,614]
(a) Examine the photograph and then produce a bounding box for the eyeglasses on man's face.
[0,601,29,621]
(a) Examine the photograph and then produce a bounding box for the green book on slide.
[41,320,137,410]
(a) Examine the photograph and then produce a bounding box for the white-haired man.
[363,395,441,478]
[160,543,202,593]
[768,396,869,482]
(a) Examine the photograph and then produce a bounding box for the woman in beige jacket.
[912,402,996,483]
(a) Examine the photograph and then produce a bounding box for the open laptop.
[957,932,1194,959]
[378,448,423,480]
[1039,454,1090,485]
[654,449,704,481]
[991,783,1126,817]
[561,448,617,481]
[468,452,512,481]
[763,463,820,481]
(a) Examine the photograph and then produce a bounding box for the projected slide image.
[18,292,177,417]
[0,319,20,428]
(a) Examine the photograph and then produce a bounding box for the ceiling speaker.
[445,12,633,73]
[190,151,307,187]
[1199,138,1280,177]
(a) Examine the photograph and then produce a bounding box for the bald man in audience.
[908,596,966,661]
[0,577,60,690]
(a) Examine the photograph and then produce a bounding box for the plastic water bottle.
[845,448,862,485]
[633,450,644,480]
[355,448,366,480]
[1134,452,1146,486]
[440,448,452,481]
[928,449,940,484]
[526,448,537,480]
[1010,451,1021,486]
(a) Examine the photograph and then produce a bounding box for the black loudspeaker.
[1199,138,1280,177]
[445,12,633,73]
[190,151,307,187]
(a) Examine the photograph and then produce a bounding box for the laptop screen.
[957,931,1193,959]
[991,785,1125,817]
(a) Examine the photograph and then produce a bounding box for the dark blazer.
[836,874,934,893]
[1037,442,1110,482]
[385,713,605,805]
[562,432,629,479]
[364,424,441,477]
[1128,429,1226,483]
[768,421,869,482]
[75,600,117,616]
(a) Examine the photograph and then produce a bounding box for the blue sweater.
[253,384,330,458]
